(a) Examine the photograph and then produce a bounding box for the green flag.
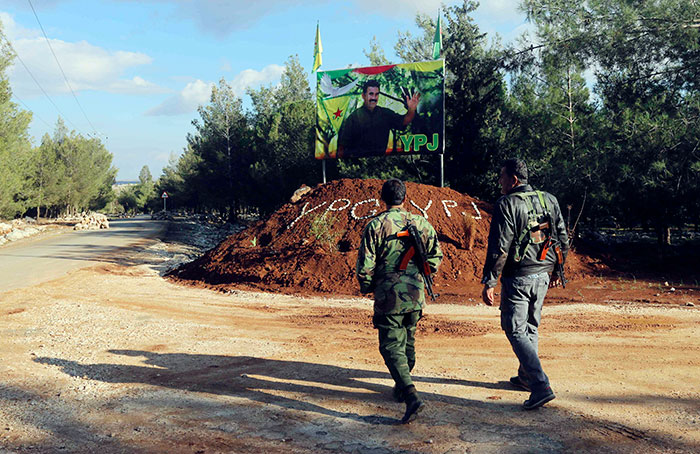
[432,13,442,60]
[313,22,323,72]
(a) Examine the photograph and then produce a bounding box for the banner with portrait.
[315,60,445,159]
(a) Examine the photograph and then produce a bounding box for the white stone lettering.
[471,201,482,220]
[410,199,433,219]
[441,200,458,217]
[287,197,481,229]
[327,198,351,212]
[351,199,380,220]
[287,201,328,229]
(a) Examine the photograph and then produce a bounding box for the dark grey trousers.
[500,272,551,392]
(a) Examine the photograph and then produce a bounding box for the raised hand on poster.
[405,92,420,112]
[315,60,445,159]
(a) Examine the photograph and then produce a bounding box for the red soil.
[168,178,596,301]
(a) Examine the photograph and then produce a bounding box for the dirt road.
[0,216,165,292]
[0,223,698,453]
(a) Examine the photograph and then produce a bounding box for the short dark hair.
[502,158,528,184]
[381,178,406,206]
[363,79,380,94]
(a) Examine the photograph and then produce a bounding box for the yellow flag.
[320,95,351,134]
[313,22,323,72]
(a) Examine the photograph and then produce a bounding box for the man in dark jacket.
[481,159,568,410]
[338,80,419,157]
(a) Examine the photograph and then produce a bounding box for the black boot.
[523,386,556,410]
[400,387,424,424]
[392,385,405,403]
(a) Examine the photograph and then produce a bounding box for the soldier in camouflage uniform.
[356,179,442,423]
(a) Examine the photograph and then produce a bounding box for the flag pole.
[434,9,445,187]
[441,53,445,188]
[313,21,326,184]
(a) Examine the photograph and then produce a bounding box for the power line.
[27,0,100,137]
[1,33,81,132]
[11,92,53,130]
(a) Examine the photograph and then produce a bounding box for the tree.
[520,0,700,244]
[156,148,205,212]
[394,12,437,63]
[117,186,139,215]
[139,165,153,185]
[502,31,601,238]
[0,25,32,219]
[395,1,508,197]
[135,165,156,211]
[29,133,66,220]
[188,78,251,220]
[48,119,117,215]
[364,36,391,66]
[247,55,319,213]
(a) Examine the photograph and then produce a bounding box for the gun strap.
[397,224,431,274]
[512,190,551,262]
[398,246,415,271]
[538,238,552,261]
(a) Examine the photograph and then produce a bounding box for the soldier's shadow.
[34,350,513,425]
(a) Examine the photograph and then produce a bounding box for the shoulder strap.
[512,190,548,214]
[536,190,549,213]
[512,190,550,262]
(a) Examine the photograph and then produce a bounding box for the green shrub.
[308,211,341,253]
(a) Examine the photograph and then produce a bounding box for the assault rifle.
[554,243,567,288]
[397,224,438,301]
[529,210,566,289]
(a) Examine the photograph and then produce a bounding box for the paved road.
[0,216,166,294]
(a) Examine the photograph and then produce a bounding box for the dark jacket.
[338,105,404,157]
[481,184,569,288]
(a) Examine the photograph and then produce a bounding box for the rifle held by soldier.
[397,224,438,301]
[554,244,567,288]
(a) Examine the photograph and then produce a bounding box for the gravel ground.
[0,218,698,453]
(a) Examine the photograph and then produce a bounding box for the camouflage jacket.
[356,207,443,314]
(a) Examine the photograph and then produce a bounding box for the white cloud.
[108,76,165,94]
[219,58,232,72]
[475,0,524,24]
[501,21,535,46]
[471,0,529,46]
[2,12,162,97]
[146,64,284,117]
[353,0,446,16]
[154,151,172,164]
[229,64,284,95]
[146,79,213,116]
[116,0,458,37]
[2,0,64,9]
[0,11,39,40]
[118,0,312,38]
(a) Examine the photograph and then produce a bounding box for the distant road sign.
[161,192,169,198]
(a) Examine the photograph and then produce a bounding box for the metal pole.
[441,57,446,188]
[440,154,444,188]
[163,197,166,212]
[322,159,327,184]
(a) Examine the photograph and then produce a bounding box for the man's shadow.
[34,350,516,425]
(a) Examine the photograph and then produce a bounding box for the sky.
[1,0,528,181]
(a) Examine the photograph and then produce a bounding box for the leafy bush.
[308,211,341,253]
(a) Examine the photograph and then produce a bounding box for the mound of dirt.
[168,178,593,300]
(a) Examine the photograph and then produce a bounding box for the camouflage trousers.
[373,310,422,392]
